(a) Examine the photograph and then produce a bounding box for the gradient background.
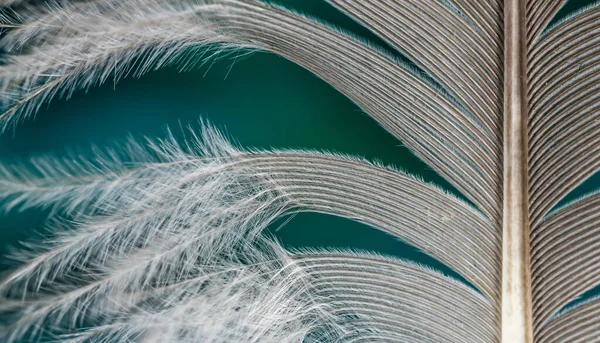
[0,0,598,323]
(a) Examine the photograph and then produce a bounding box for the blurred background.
[0,0,598,311]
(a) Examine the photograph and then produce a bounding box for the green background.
[0,0,598,324]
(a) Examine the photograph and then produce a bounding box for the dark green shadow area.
[558,285,600,316]
[0,209,49,271]
[552,171,600,212]
[548,0,598,26]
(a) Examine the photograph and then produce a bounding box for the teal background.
[0,0,599,327]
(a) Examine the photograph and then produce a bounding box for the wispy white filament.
[0,122,350,342]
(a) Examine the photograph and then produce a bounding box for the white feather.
[0,121,355,342]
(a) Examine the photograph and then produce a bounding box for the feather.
[0,122,280,294]
[0,122,499,299]
[525,2,600,339]
[526,0,567,43]
[534,297,600,343]
[530,192,600,331]
[17,0,600,341]
[0,120,502,342]
[3,238,353,343]
[0,0,502,220]
[325,0,504,137]
[291,250,499,343]
[527,2,600,222]
[236,152,500,297]
[0,121,357,342]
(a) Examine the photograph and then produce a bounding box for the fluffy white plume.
[22,243,349,343]
[0,122,262,293]
[0,0,257,130]
[0,121,353,342]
